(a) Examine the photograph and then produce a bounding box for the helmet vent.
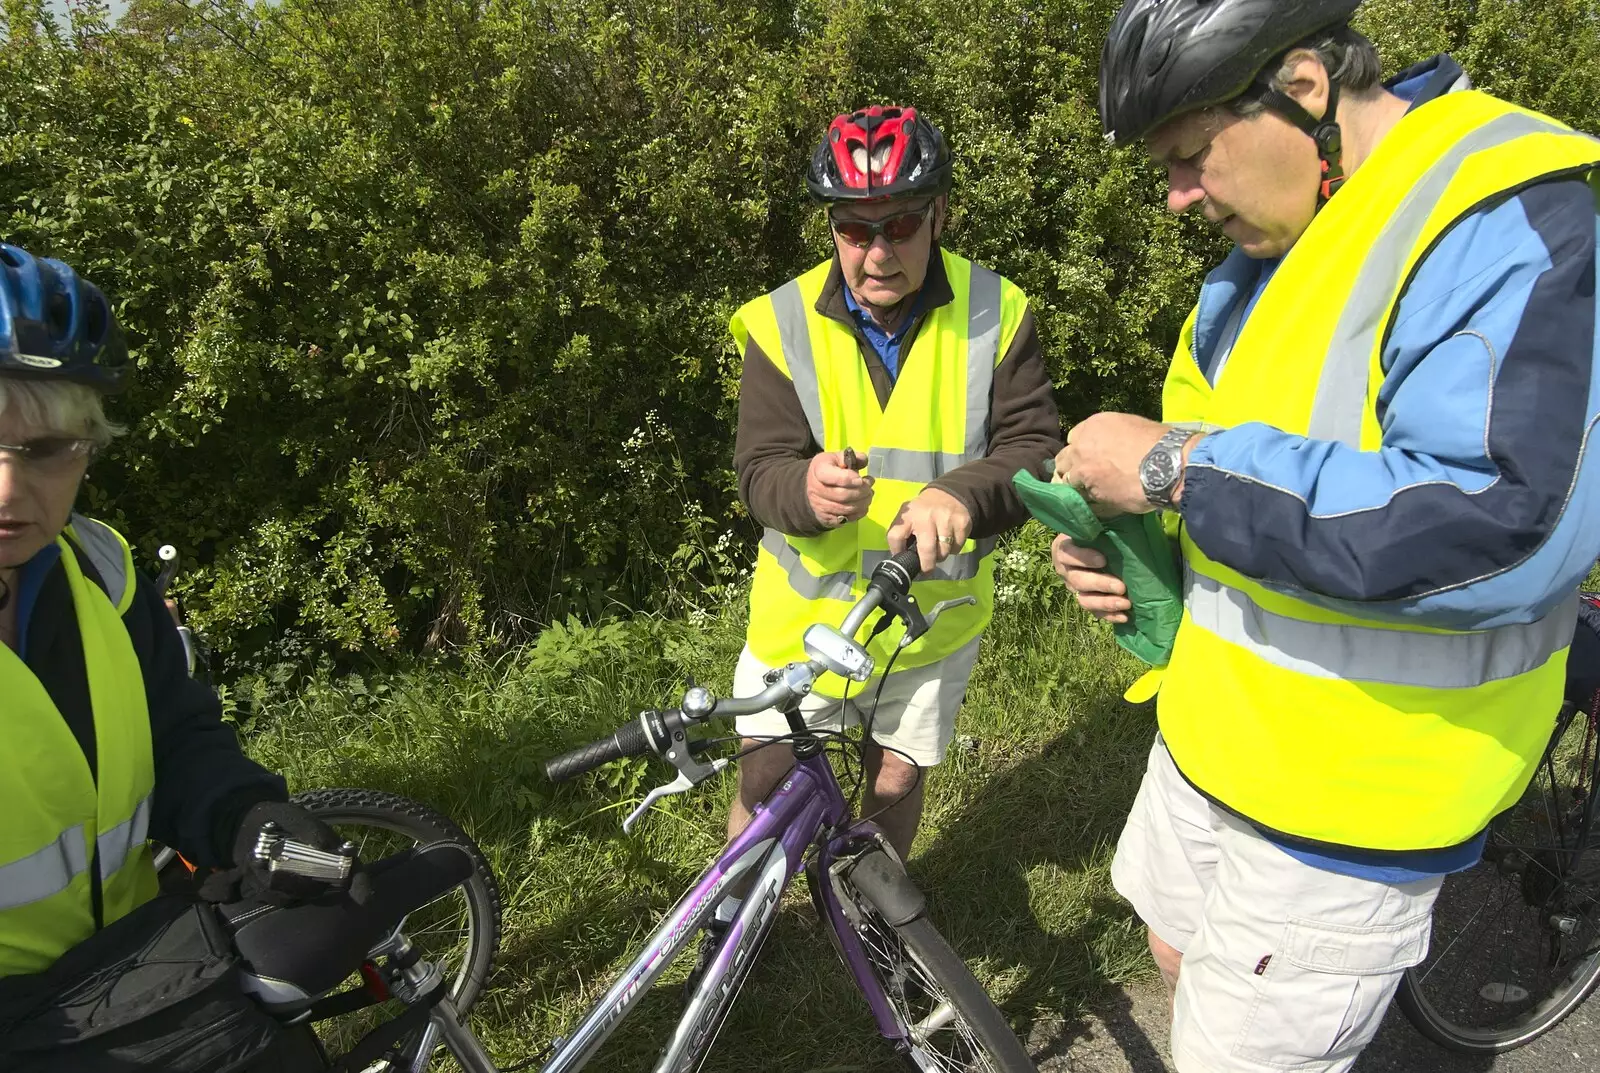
[45,291,71,337]
[83,293,108,344]
[870,140,894,175]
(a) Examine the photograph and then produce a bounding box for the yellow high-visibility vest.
[731,250,1029,687]
[1159,91,1600,852]
[0,516,158,976]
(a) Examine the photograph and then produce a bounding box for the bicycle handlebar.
[153,544,180,599]
[545,713,722,783]
[543,537,927,783]
[545,718,654,782]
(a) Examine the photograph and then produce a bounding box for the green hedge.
[2,0,1595,662]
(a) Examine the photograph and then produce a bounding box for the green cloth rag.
[1012,466,1183,667]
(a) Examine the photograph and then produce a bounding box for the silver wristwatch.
[1139,427,1193,510]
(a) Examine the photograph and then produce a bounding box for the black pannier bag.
[0,894,324,1073]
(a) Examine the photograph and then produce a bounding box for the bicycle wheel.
[1397,701,1600,1053]
[287,789,502,1072]
[826,850,1036,1073]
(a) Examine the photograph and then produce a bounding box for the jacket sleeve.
[928,309,1064,539]
[1180,180,1600,629]
[132,572,286,867]
[733,336,831,537]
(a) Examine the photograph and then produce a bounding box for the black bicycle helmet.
[805,106,953,203]
[0,243,129,392]
[1100,0,1364,200]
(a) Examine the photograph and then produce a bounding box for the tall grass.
[242,524,1159,1070]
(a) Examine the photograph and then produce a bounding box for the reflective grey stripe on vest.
[867,447,966,482]
[862,537,997,584]
[1309,114,1600,447]
[964,265,1002,460]
[761,528,855,601]
[97,793,152,882]
[69,513,131,609]
[774,266,1003,475]
[772,279,825,445]
[764,529,997,597]
[0,824,90,911]
[1186,571,1575,688]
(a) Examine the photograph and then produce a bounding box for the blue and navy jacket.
[1184,56,1600,635]
[1178,56,1600,880]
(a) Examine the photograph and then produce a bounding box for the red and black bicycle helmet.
[0,243,129,392]
[805,106,953,203]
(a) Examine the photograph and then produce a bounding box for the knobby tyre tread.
[838,870,1036,1073]
[289,787,503,1017]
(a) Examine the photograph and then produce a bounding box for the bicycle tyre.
[1396,953,1600,1054]
[288,788,502,1017]
[1395,701,1600,1053]
[829,853,1036,1072]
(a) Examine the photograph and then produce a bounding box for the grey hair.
[1229,24,1384,119]
[0,376,123,447]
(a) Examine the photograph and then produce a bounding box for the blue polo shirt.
[843,286,927,382]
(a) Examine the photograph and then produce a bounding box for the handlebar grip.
[545,718,652,782]
[888,537,923,579]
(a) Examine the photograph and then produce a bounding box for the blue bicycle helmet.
[0,243,129,392]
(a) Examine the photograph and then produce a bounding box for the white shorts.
[1111,736,1442,1073]
[731,634,983,768]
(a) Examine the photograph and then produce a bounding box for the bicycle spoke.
[1401,703,1600,1048]
[847,909,1002,1071]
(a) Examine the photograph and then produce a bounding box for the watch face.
[1141,451,1179,491]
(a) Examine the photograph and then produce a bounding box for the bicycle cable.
[849,623,928,829]
[846,614,899,812]
[854,739,924,830]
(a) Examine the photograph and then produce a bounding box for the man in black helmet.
[1052,3,1600,1070]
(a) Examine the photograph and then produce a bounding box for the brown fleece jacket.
[734,250,1063,540]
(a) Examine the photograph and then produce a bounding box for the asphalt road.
[1031,979,1600,1072]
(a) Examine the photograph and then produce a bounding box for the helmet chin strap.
[1252,76,1345,206]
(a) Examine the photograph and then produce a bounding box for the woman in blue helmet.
[0,243,334,984]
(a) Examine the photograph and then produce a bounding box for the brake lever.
[915,596,978,641]
[623,700,729,833]
[878,587,929,644]
[624,763,728,833]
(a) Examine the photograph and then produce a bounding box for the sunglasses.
[0,437,95,474]
[829,203,932,248]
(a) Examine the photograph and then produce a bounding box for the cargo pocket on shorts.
[1234,910,1432,1068]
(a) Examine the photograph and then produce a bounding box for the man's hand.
[1056,413,1180,516]
[887,488,973,575]
[807,449,874,528]
[1052,534,1131,624]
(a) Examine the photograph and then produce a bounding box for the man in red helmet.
[719,105,1059,885]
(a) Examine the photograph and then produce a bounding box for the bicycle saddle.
[223,840,474,1012]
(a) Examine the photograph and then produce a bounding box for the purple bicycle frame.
[537,746,906,1073]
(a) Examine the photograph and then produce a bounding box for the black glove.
[201,801,366,906]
